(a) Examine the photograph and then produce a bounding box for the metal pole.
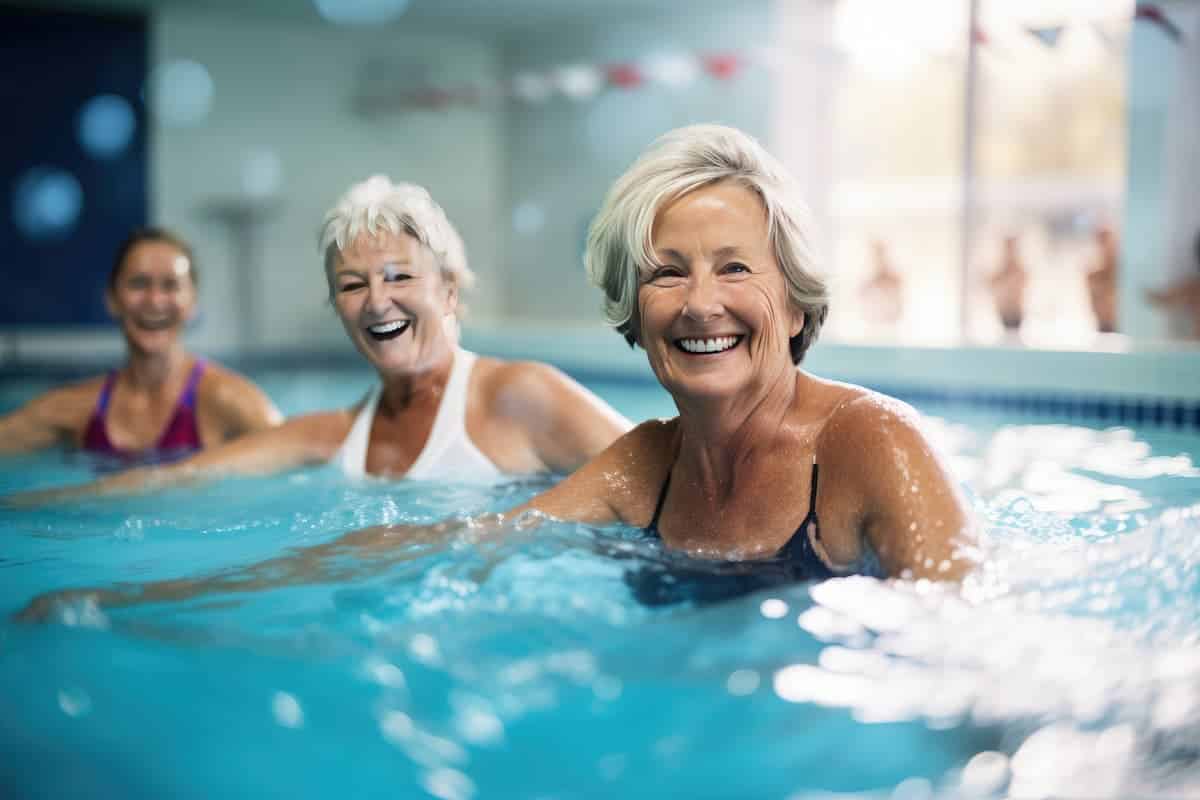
[960,0,981,342]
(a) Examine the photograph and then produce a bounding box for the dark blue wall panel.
[0,7,148,327]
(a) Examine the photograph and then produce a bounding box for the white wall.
[1120,1,1200,339]
[1160,4,1200,337]
[497,1,776,327]
[153,8,506,356]
[6,7,505,363]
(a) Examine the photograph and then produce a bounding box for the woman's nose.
[681,275,722,321]
[147,286,171,308]
[365,279,393,315]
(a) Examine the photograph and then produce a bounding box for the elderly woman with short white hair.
[14,176,630,501]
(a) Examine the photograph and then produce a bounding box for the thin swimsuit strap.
[93,370,119,416]
[176,358,205,410]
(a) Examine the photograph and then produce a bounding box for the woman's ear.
[104,290,118,319]
[444,279,459,316]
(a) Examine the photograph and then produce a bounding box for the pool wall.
[460,325,1200,430]
[2,324,1198,429]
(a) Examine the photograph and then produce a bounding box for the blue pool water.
[1,366,1199,799]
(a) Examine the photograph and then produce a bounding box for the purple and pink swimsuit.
[81,360,207,462]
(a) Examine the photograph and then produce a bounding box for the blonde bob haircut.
[584,124,828,363]
[319,175,475,315]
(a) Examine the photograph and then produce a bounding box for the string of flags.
[355,3,1185,114]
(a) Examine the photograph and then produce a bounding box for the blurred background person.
[1145,230,1200,339]
[0,228,280,461]
[1086,224,1120,334]
[858,238,904,329]
[988,234,1028,334]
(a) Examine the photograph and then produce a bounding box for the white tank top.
[331,349,505,483]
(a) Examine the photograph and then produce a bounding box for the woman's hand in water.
[16,587,130,624]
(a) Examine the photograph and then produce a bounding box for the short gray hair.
[584,124,828,364]
[319,176,476,303]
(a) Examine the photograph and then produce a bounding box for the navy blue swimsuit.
[626,462,884,606]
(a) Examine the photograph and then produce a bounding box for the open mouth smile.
[132,317,176,331]
[366,320,411,342]
[675,335,743,354]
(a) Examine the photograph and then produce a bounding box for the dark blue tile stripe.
[4,361,1199,432]
[864,383,1200,431]
[559,367,1200,431]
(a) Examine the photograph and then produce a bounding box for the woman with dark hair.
[0,228,281,461]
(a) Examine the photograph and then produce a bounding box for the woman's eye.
[385,272,412,282]
[724,262,751,274]
[650,267,684,282]
[339,282,365,293]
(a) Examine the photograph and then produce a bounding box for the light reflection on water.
[0,417,1198,798]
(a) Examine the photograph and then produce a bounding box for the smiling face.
[106,240,197,356]
[329,229,458,378]
[638,181,803,401]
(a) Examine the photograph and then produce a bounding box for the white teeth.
[678,336,739,354]
[368,320,408,334]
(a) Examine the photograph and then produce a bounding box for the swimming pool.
[1,366,1198,799]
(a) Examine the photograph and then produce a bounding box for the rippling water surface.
[1,374,1198,799]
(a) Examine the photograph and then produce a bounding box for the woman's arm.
[823,395,979,580]
[5,411,349,506]
[491,362,633,473]
[16,518,460,621]
[0,382,95,455]
[15,424,657,620]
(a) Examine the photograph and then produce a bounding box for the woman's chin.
[124,328,182,355]
[664,372,750,403]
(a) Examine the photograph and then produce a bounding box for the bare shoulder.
[587,417,677,499]
[27,375,107,426]
[197,361,268,404]
[197,361,282,430]
[521,416,676,524]
[473,357,571,413]
[820,389,925,448]
[816,388,956,511]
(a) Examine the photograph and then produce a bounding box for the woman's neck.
[673,363,802,499]
[123,347,189,391]
[378,348,456,416]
